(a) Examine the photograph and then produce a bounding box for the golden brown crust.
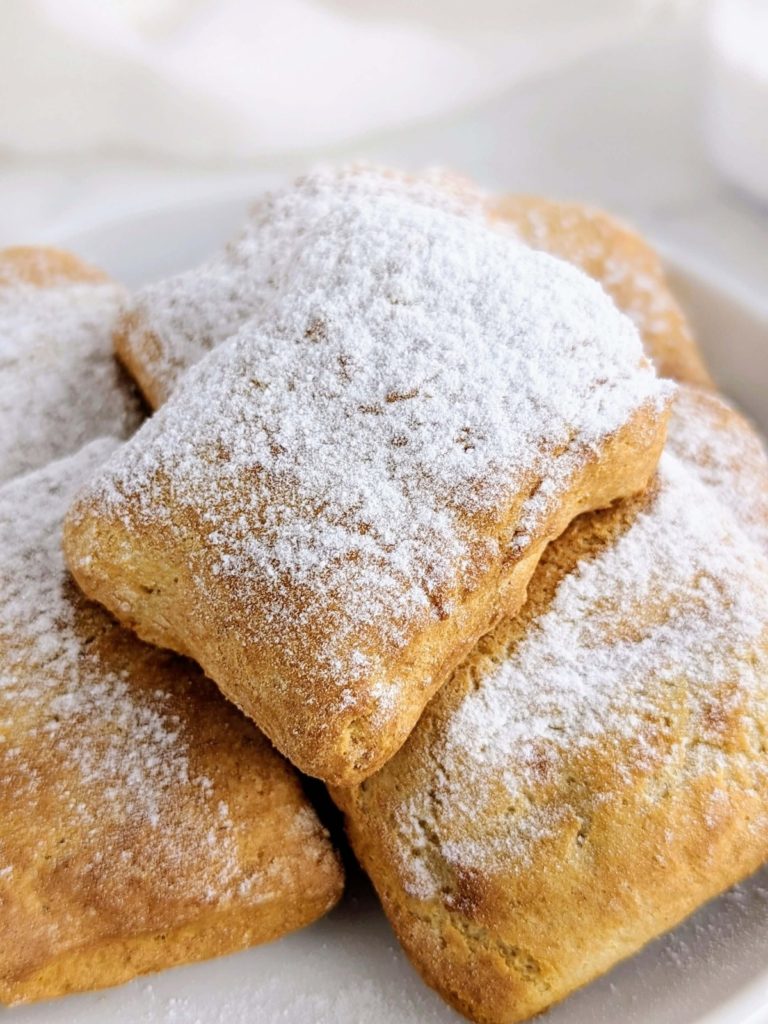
[3,902,332,1006]
[0,446,343,1005]
[341,766,768,1024]
[490,195,713,388]
[4,770,343,1007]
[63,401,669,787]
[0,245,144,485]
[334,386,768,1023]
[114,310,170,411]
[0,246,110,288]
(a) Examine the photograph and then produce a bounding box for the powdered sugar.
[84,172,669,718]
[496,198,699,377]
[666,386,768,550]
[0,277,143,483]
[0,441,246,910]
[388,393,768,896]
[127,167,483,405]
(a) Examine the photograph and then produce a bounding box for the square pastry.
[334,386,768,1024]
[65,173,671,784]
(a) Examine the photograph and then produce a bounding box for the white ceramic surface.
[8,195,768,1024]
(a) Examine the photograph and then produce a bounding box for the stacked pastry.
[0,247,342,1003]
[4,168,767,1023]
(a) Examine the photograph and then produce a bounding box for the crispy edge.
[2,875,343,1005]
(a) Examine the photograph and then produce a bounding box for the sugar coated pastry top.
[351,386,768,898]
[666,386,768,548]
[491,195,712,387]
[0,441,341,999]
[118,170,706,411]
[66,172,671,783]
[0,247,143,484]
[335,386,768,1024]
[1,444,239,902]
[117,167,483,406]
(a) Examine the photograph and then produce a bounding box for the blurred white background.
[0,0,766,303]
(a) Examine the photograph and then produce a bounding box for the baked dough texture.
[0,247,143,484]
[115,168,479,408]
[334,384,768,1024]
[0,441,343,1005]
[114,170,703,409]
[490,195,712,388]
[63,172,671,786]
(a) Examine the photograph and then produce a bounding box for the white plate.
[10,194,768,1024]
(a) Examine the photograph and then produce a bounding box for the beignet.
[335,386,768,1024]
[65,173,670,785]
